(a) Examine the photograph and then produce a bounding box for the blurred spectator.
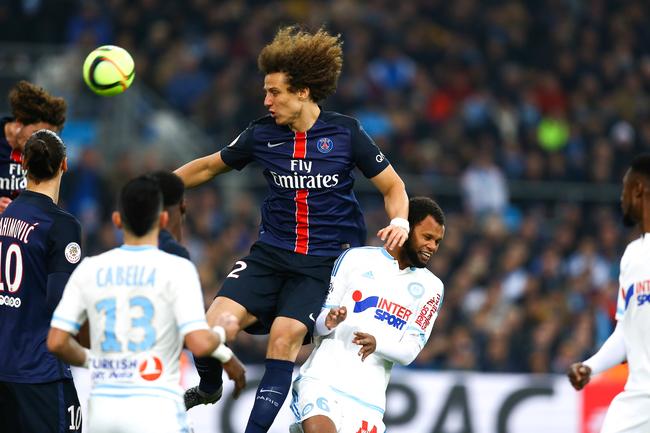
[460,146,509,217]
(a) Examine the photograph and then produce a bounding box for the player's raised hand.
[0,196,12,213]
[567,362,592,390]
[215,313,240,342]
[353,332,376,361]
[223,353,247,399]
[326,306,347,330]
[377,223,408,251]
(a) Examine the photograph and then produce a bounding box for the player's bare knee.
[267,333,303,360]
[206,296,249,327]
[267,321,306,360]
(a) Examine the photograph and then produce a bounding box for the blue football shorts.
[218,241,337,337]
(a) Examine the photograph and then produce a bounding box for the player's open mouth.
[419,251,432,261]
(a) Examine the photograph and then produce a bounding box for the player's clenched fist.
[567,362,592,390]
[325,306,347,330]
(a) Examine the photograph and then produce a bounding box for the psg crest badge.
[316,137,334,153]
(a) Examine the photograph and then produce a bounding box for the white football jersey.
[51,245,209,400]
[298,246,444,412]
[615,234,650,392]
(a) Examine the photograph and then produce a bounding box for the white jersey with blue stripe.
[298,246,444,412]
[615,234,650,392]
[51,245,209,401]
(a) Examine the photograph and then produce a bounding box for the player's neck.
[27,178,60,204]
[4,121,18,149]
[288,102,320,133]
[386,245,410,270]
[123,229,159,247]
[165,219,182,242]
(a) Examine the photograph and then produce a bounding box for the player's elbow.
[184,330,218,357]
[46,328,67,356]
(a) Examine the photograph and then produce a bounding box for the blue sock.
[194,355,223,395]
[244,358,294,433]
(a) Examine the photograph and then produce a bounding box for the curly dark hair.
[9,81,67,129]
[258,26,343,102]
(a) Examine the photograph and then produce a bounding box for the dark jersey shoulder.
[158,229,190,260]
[317,110,363,128]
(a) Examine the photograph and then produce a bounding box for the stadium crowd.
[5,0,650,374]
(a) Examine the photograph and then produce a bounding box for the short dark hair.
[630,153,650,178]
[118,175,163,236]
[23,129,66,181]
[150,171,184,208]
[408,197,445,228]
[258,26,343,102]
[9,81,67,129]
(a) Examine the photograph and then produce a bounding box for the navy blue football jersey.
[0,117,27,199]
[221,111,390,257]
[0,191,82,383]
[158,228,190,260]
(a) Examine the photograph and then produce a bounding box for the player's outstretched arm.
[174,151,232,189]
[370,165,409,250]
[185,329,222,357]
[567,321,626,391]
[47,327,89,367]
[223,353,247,399]
[567,363,592,390]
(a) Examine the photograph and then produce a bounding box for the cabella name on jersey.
[0,216,37,243]
[96,266,156,288]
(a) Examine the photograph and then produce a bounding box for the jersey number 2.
[226,261,247,279]
[95,296,156,352]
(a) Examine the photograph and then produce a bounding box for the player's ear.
[112,211,123,229]
[634,179,645,198]
[159,210,169,229]
[297,87,310,101]
[60,157,68,174]
[179,199,187,217]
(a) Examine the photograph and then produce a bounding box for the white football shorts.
[87,393,191,433]
[290,376,385,433]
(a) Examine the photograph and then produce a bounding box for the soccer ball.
[82,45,135,96]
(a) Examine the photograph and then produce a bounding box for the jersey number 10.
[0,242,23,293]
